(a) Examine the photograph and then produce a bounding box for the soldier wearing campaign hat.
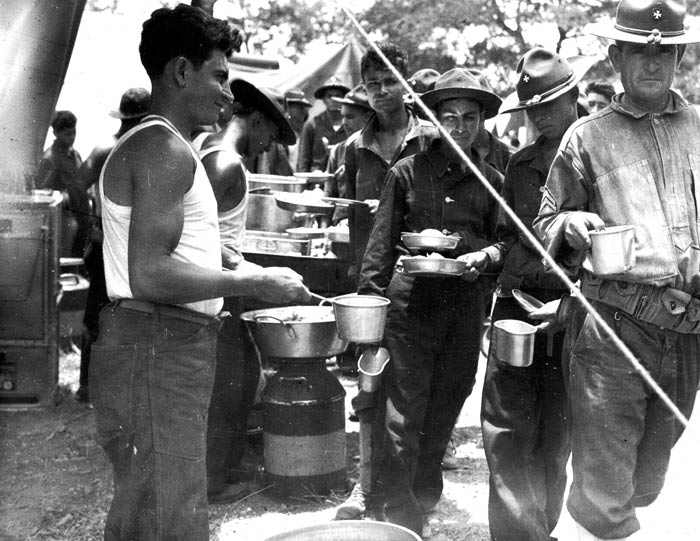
[297,76,351,172]
[482,47,585,541]
[323,85,374,224]
[534,2,700,539]
[350,68,507,536]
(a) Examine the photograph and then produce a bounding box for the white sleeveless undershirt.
[199,145,249,253]
[99,115,224,316]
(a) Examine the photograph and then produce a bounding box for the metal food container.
[401,232,460,252]
[246,193,298,233]
[241,305,348,359]
[401,256,465,276]
[275,192,334,215]
[243,231,311,256]
[248,173,307,193]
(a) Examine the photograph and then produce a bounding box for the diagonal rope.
[338,4,690,429]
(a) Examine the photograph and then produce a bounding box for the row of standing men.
[61,0,700,540]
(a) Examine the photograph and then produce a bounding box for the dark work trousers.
[481,293,569,541]
[206,296,261,494]
[79,244,109,390]
[566,300,700,539]
[90,302,219,541]
[371,271,484,535]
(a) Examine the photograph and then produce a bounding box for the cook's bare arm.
[127,136,310,305]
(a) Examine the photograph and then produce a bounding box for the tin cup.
[490,319,537,368]
[589,225,635,275]
[357,346,390,392]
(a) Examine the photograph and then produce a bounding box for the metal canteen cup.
[357,346,390,392]
[490,319,537,368]
[588,225,636,275]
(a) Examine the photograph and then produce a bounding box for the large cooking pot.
[246,193,297,233]
[248,173,307,193]
[241,305,348,359]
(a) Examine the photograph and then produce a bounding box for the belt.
[581,278,700,334]
[114,299,218,327]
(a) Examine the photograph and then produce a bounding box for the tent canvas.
[230,36,365,114]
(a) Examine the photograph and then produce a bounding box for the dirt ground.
[1,345,700,541]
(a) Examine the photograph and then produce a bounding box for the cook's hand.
[258,267,312,304]
[364,199,380,214]
[564,212,605,250]
[457,251,488,282]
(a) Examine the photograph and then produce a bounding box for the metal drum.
[262,358,346,495]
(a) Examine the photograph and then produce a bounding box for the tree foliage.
[87,0,700,100]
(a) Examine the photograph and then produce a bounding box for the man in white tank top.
[198,79,298,502]
[91,6,311,541]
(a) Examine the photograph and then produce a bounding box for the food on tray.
[426,252,444,259]
[420,228,443,236]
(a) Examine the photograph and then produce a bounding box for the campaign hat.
[230,79,296,145]
[420,68,502,119]
[284,88,312,108]
[586,0,700,45]
[501,48,588,113]
[313,76,351,99]
[408,68,440,94]
[109,87,150,120]
[331,84,372,111]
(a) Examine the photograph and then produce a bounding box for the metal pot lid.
[275,192,334,215]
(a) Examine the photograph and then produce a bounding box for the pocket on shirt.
[594,159,676,280]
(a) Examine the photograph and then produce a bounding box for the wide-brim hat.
[501,49,598,114]
[284,88,312,108]
[109,87,150,120]
[313,76,351,99]
[586,0,700,45]
[408,68,441,94]
[331,84,372,111]
[421,68,502,119]
[230,79,296,146]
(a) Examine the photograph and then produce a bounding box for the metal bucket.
[264,520,421,541]
[262,359,346,496]
[490,319,537,368]
[329,294,390,343]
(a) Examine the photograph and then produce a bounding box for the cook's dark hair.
[139,4,243,79]
[361,42,408,80]
[51,110,77,131]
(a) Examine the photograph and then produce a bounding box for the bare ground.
[1,346,699,540]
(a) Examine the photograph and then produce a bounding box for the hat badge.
[522,74,530,83]
[652,8,662,20]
